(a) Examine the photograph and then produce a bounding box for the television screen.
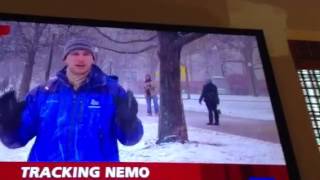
[0,13,299,179]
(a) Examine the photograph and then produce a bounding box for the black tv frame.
[0,12,300,180]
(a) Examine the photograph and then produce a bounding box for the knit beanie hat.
[63,38,96,60]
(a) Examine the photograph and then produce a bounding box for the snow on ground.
[0,118,285,164]
[136,94,275,121]
[0,138,34,161]
[119,117,285,165]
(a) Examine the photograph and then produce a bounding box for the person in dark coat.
[199,79,220,125]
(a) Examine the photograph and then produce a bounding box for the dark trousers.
[205,102,219,125]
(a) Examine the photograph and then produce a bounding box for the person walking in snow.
[199,79,220,125]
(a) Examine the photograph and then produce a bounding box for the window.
[289,40,320,148]
[298,70,320,146]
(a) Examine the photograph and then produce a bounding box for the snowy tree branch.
[16,23,32,50]
[95,27,158,44]
[175,33,207,47]
[94,44,158,54]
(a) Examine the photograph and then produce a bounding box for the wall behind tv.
[1,0,319,179]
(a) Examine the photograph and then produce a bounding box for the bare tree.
[240,37,258,96]
[16,23,47,99]
[217,35,258,95]
[96,28,206,143]
[45,34,56,81]
[157,32,206,143]
[94,27,158,54]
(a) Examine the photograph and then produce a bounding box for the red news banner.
[0,25,10,36]
[0,162,288,180]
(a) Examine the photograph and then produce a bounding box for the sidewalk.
[136,94,275,120]
[137,103,281,143]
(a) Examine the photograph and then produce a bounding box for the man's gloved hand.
[0,90,25,135]
[127,90,138,115]
[115,90,139,132]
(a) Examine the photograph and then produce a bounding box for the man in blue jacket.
[0,38,143,162]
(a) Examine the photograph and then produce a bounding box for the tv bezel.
[0,12,300,180]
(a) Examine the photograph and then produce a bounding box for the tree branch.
[16,23,32,50]
[33,24,48,50]
[95,27,157,44]
[94,44,158,54]
[174,33,207,47]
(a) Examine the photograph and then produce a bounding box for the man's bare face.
[64,49,94,75]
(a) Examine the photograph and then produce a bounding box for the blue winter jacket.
[6,65,143,162]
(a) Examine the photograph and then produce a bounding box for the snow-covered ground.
[136,94,275,121]
[0,94,284,164]
[119,116,285,165]
[0,117,285,164]
[0,138,33,161]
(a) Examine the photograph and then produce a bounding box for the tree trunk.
[242,39,257,96]
[15,23,47,99]
[157,32,188,143]
[45,34,55,81]
[18,50,36,99]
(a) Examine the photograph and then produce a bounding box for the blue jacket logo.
[89,99,100,108]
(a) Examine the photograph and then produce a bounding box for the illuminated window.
[298,70,320,146]
[289,40,320,148]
